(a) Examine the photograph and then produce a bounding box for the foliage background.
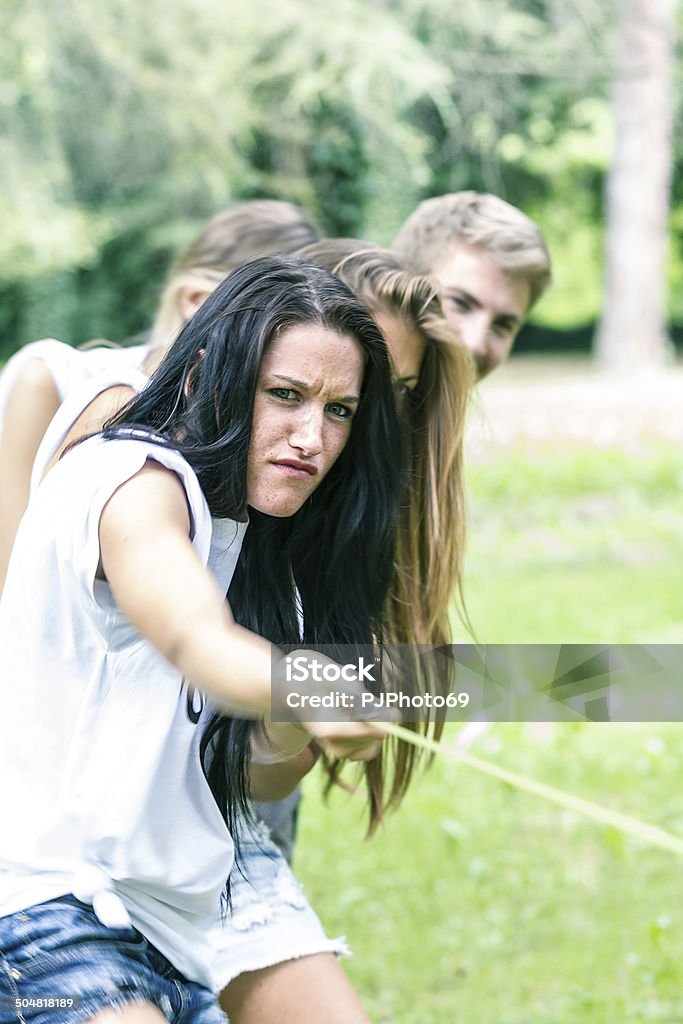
[1,0,682,356]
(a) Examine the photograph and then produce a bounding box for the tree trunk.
[595,0,676,370]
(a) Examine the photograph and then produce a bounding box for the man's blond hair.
[394,191,551,309]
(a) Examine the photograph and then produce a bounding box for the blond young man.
[394,191,552,378]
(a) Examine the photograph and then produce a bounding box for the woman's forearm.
[0,359,61,593]
[99,464,388,762]
[249,743,319,803]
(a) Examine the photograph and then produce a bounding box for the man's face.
[430,242,531,379]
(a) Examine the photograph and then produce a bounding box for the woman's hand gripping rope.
[255,649,400,765]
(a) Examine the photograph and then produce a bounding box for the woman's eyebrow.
[271,374,360,404]
[271,374,308,388]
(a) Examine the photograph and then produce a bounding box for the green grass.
[298,724,683,1023]
[295,440,683,1022]
[462,442,683,643]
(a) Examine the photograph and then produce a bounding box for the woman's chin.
[248,495,309,518]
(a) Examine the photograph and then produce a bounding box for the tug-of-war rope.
[370,721,683,856]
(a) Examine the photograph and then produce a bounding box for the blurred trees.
[1,0,681,359]
[1,0,449,349]
[595,0,677,369]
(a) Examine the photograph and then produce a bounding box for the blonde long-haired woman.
[216,241,474,1024]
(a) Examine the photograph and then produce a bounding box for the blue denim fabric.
[211,821,349,991]
[0,897,226,1024]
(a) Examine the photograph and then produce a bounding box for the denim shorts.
[212,821,349,991]
[0,896,227,1024]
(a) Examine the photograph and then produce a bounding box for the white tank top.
[30,361,149,489]
[0,339,148,438]
[0,434,248,990]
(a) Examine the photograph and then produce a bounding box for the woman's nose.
[289,409,324,455]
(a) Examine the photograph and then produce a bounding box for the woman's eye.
[394,379,418,397]
[326,403,353,419]
[270,388,298,401]
[448,296,469,312]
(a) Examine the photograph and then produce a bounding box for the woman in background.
[0,199,322,592]
[217,241,473,1024]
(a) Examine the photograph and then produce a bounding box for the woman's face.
[247,323,364,517]
[373,310,426,395]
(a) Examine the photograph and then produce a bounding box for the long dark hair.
[103,255,404,885]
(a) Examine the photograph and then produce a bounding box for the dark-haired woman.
[0,256,403,1024]
[4,244,472,1024]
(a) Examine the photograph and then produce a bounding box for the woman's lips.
[272,459,318,478]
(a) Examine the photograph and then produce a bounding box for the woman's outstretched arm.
[99,461,284,716]
[0,360,60,593]
[98,462,386,773]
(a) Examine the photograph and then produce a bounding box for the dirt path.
[466,356,682,457]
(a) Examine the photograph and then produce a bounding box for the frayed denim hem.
[214,935,351,994]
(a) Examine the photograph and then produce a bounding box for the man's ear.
[179,286,211,323]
